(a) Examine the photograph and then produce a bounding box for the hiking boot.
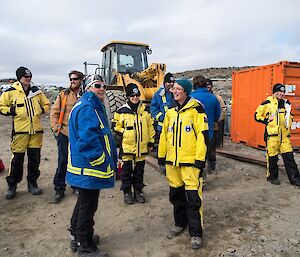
[28,182,42,195]
[292,180,300,187]
[123,191,134,205]
[5,185,17,200]
[169,225,186,237]
[267,178,280,185]
[77,240,107,257]
[134,190,145,203]
[53,190,65,203]
[70,234,100,253]
[191,236,202,249]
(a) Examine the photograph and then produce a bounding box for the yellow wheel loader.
[84,41,166,121]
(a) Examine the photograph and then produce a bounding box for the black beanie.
[272,83,285,94]
[164,72,175,83]
[16,66,32,81]
[125,83,141,97]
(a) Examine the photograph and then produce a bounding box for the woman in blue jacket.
[66,74,117,257]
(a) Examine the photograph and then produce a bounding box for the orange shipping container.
[231,61,300,150]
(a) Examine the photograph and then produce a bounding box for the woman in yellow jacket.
[0,67,50,199]
[255,83,300,187]
[112,83,155,204]
[158,79,209,250]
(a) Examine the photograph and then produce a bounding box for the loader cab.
[101,41,151,84]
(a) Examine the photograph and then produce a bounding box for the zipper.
[140,120,143,142]
[179,120,182,147]
[174,112,179,165]
[135,114,140,156]
[25,98,34,133]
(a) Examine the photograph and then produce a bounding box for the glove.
[10,106,16,116]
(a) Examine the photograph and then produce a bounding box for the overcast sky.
[0,0,299,85]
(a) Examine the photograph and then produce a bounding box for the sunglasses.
[23,76,32,79]
[70,77,80,81]
[93,84,107,89]
[129,94,140,97]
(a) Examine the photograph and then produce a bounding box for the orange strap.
[57,93,68,133]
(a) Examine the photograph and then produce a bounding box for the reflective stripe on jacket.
[0,82,50,134]
[158,98,209,169]
[113,103,155,157]
[66,91,117,190]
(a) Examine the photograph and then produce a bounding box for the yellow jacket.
[0,82,50,134]
[113,102,155,157]
[50,88,79,136]
[158,97,209,168]
[255,96,293,136]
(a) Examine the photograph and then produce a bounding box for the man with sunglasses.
[66,74,117,257]
[50,70,84,203]
[0,66,50,199]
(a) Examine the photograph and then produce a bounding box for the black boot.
[28,181,42,195]
[70,234,100,253]
[77,240,107,257]
[53,190,65,203]
[5,185,17,199]
[123,190,134,205]
[134,190,145,203]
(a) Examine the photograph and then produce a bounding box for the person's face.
[88,81,106,101]
[69,75,82,90]
[20,75,32,87]
[165,81,174,92]
[274,91,285,100]
[129,95,140,104]
[173,83,187,102]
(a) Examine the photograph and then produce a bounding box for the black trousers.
[169,186,203,237]
[120,160,145,192]
[7,148,41,187]
[70,188,100,243]
[269,152,300,184]
[207,135,217,170]
[53,133,68,192]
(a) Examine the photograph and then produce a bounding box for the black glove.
[10,106,16,116]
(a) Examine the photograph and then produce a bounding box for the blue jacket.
[150,85,174,131]
[66,91,117,190]
[190,87,221,139]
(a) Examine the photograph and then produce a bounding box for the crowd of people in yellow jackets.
[1,66,300,257]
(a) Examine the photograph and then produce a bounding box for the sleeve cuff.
[148,142,154,148]
[158,158,165,166]
[195,160,205,169]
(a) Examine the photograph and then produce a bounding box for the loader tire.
[104,90,126,147]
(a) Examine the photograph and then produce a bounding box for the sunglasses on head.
[70,77,80,81]
[93,84,107,89]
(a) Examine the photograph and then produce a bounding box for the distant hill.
[174,66,255,100]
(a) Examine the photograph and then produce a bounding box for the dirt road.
[0,115,299,257]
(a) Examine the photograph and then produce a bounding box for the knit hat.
[125,83,141,97]
[164,72,175,83]
[84,74,104,90]
[176,79,193,96]
[16,66,32,81]
[272,83,285,94]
